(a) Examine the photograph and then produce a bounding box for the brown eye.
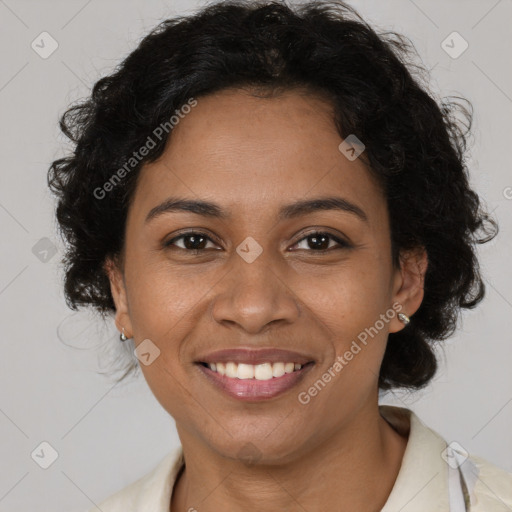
[165,232,219,252]
[291,231,350,252]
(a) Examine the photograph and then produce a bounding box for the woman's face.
[107,88,425,463]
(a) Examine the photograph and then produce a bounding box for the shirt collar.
[380,404,450,512]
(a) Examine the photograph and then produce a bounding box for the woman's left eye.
[291,232,350,252]
[164,231,349,253]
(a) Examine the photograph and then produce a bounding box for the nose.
[209,249,301,335]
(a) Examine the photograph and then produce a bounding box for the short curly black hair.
[47,0,497,390]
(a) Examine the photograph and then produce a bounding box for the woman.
[48,1,512,510]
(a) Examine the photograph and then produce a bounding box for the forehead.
[130,88,384,224]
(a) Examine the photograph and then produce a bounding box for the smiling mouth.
[196,360,315,401]
[198,361,313,380]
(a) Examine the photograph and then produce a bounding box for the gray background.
[0,0,511,510]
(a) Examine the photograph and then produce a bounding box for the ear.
[388,246,428,333]
[103,256,133,338]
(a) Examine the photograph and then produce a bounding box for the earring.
[120,327,128,342]
[398,313,410,325]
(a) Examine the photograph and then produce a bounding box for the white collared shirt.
[87,405,512,511]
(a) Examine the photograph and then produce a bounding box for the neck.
[171,404,408,512]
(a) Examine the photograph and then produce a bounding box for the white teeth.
[205,361,305,379]
[225,362,238,378]
[284,362,295,374]
[237,363,254,379]
[272,362,285,377]
[254,363,273,380]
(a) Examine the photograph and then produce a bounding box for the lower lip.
[196,362,314,401]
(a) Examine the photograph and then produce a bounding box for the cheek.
[305,258,393,385]
[125,265,203,417]
[123,262,209,409]
[125,259,206,340]
[306,256,393,332]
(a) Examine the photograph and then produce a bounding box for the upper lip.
[195,348,315,366]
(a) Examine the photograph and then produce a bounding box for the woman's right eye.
[164,232,220,252]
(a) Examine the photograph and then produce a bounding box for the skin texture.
[105,88,428,511]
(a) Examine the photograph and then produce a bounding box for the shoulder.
[86,447,184,512]
[468,454,512,511]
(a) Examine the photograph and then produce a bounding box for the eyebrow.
[145,196,368,224]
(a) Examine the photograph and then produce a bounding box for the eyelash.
[164,230,351,254]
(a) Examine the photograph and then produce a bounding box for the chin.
[209,431,308,467]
